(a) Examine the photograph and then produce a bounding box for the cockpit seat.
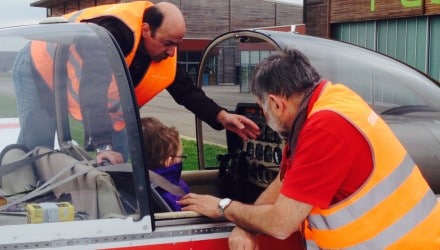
[1,144,125,219]
[0,144,37,196]
[33,146,125,219]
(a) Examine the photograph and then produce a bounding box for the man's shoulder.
[87,16,135,56]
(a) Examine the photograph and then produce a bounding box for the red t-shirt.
[280,83,373,209]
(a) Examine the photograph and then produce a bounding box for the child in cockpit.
[141,117,189,211]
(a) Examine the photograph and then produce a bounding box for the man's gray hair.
[250,49,321,101]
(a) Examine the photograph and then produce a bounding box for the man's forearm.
[224,195,307,240]
[229,172,282,241]
[226,173,283,236]
[222,173,310,240]
[226,202,275,235]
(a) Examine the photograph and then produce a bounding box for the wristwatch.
[218,198,232,217]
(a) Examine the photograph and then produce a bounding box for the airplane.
[0,18,439,249]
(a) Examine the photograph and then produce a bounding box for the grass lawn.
[181,137,227,171]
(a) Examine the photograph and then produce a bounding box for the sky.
[0,0,46,28]
[272,0,303,5]
[0,0,302,29]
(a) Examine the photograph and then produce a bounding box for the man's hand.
[229,227,259,250]
[96,150,124,165]
[178,193,223,218]
[216,110,260,141]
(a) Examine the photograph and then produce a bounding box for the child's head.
[141,117,183,169]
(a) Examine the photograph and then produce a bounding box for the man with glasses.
[15,1,259,164]
[67,1,260,163]
[179,49,440,249]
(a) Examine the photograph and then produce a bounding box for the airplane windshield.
[0,23,147,226]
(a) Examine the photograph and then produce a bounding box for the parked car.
[0,19,438,249]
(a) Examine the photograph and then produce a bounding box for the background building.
[31,0,439,82]
[30,0,303,85]
[305,0,440,81]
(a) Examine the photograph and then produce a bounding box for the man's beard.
[152,53,168,62]
[266,112,289,140]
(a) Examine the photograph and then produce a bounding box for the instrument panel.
[227,103,284,188]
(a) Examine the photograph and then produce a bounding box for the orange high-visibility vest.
[303,82,440,249]
[30,41,125,131]
[64,1,177,107]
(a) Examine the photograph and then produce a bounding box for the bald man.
[69,1,260,163]
[141,2,186,62]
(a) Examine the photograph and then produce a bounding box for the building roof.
[30,0,61,8]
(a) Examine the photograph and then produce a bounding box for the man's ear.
[268,94,285,116]
[141,23,151,38]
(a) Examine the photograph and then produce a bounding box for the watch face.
[220,198,231,208]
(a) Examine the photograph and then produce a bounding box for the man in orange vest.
[13,34,122,159]
[178,49,440,249]
[13,1,260,164]
[70,1,260,164]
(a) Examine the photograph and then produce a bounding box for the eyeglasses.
[170,155,187,160]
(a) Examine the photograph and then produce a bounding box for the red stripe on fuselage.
[100,232,304,250]
[102,238,229,250]
[0,123,20,129]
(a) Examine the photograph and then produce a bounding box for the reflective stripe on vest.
[304,82,440,249]
[30,41,125,131]
[64,1,177,107]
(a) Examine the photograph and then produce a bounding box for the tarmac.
[139,84,256,146]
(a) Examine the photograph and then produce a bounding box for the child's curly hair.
[141,117,180,169]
